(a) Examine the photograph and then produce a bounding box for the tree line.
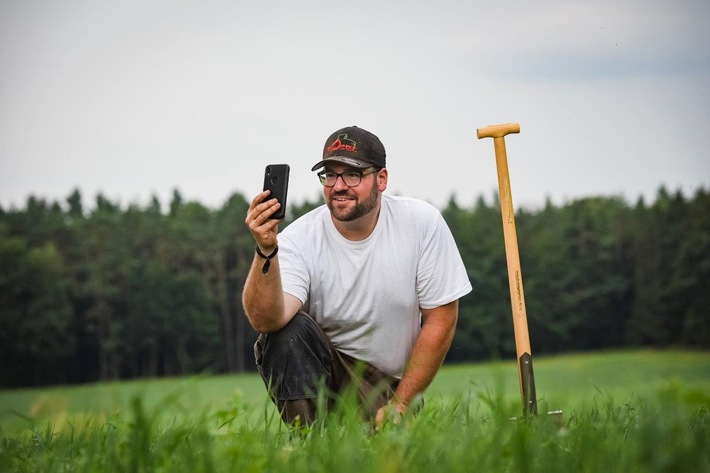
[1,186,708,388]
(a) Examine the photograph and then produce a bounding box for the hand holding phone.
[262,164,290,220]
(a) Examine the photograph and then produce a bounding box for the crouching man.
[242,126,471,426]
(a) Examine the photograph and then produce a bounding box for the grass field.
[1,350,709,472]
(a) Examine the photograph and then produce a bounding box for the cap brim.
[311,156,371,172]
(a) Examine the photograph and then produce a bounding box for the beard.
[326,182,380,222]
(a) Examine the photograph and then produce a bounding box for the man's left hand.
[375,401,407,429]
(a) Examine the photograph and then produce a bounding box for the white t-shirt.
[278,194,472,378]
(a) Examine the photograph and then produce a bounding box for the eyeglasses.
[317,168,379,187]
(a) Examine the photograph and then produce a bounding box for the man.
[243,126,471,426]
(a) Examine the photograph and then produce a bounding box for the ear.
[377,168,388,192]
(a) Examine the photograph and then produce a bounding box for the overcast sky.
[1,0,709,212]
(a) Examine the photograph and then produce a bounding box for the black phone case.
[263,164,290,220]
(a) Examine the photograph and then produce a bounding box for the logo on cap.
[326,134,357,153]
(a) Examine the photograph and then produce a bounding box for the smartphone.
[262,164,290,220]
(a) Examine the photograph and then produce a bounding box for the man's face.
[322,163,385,222]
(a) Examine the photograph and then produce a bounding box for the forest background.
[1,185,708,388]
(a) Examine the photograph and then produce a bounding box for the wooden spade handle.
[477,122,537,415]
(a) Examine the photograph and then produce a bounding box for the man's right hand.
[245,190,283,252]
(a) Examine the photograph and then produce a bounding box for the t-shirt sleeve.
[416,207,472,309]
[277,229,310,305]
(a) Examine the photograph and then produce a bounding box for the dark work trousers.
[254,312,399,425]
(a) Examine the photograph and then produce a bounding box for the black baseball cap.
[311,126,386,171]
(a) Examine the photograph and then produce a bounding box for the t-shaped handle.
[476,123,520,139]
[477,121,536,416]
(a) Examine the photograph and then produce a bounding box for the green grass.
[1,350,709,472]
[432,349,710,409]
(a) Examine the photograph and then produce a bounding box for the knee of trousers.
[255,313,334,400]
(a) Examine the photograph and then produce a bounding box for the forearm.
[242,251,286,333]
[394,301,458,406]
[243,190,291,333]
